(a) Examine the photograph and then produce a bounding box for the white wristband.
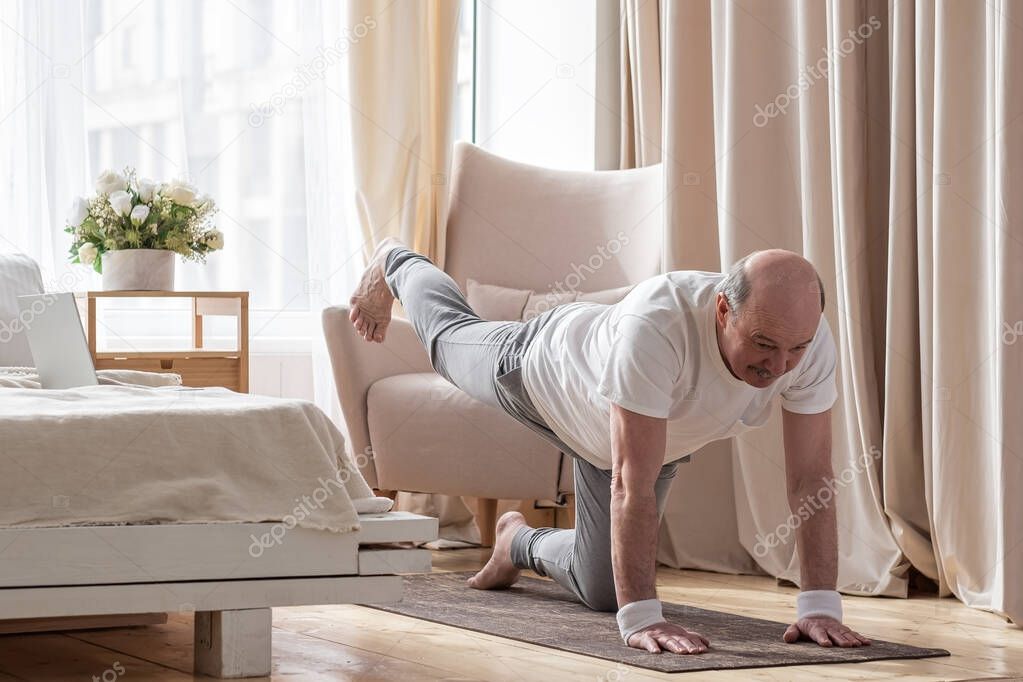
[616,599,665,643]
[796,590,843,622]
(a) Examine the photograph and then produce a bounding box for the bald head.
[716,249,824,318]
[713,250,825,387]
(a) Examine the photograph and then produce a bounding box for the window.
[83,0,309,312]
[474,0,597,170]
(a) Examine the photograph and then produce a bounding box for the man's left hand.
[782,616,872,647]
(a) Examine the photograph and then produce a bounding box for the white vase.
[102,249,175,291]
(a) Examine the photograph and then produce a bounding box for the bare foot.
[349,237,402,342]
[467,511,529,590]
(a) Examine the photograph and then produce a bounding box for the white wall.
[249,354,315,399]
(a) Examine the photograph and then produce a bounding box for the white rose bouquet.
[65,167,223,272]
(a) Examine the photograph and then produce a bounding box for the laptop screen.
[17,293,98,389]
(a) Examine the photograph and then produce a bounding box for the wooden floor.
[0,548,1020,681]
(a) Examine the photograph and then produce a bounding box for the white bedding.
[0,377,391,532]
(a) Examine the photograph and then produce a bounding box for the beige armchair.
[323,142,663,544]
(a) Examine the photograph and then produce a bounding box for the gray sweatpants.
[384,247,680,612]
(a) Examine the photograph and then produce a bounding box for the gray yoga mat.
[366,572,950,674]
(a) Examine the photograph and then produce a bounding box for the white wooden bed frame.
[0,511,437,678]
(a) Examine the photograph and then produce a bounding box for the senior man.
[348,238,871,655]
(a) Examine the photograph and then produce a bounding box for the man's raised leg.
[349,239,516,411]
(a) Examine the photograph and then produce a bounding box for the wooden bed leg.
[194,608,271,678]
[477,497,498,548]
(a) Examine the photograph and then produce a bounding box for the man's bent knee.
[576,578,618,612]
[581,592,619,613]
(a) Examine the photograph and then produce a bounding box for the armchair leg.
[477,498,498,548]
[558,493,576,529]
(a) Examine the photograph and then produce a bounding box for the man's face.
[715,292,820,388]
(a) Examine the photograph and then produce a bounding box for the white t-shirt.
[521,271,838,470]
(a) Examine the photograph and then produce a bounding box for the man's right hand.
[627,621,711,654]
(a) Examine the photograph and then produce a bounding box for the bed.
[0,370,438,678]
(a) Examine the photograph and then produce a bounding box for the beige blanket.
[0,377,391,532]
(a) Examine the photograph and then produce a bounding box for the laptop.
[17,292,99,389]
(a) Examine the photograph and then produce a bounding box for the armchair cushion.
[466,278,636,322]
[465,278,530,321]
[367,372,563,500]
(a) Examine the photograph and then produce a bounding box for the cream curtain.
[892,0,1023,622]
[611,0,1022,623]
[345,0,461,265]
[342,0,478,543]
[619,0,664,168]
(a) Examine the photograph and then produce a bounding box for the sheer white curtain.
[299,0,364,425]
[0,0,88,286]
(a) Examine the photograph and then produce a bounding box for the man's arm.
[782,407,838,590]
[610,403,665,605]
[610,403,710,654]
[781,408,871,647]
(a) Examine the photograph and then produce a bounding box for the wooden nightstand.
[79,291,249,393]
